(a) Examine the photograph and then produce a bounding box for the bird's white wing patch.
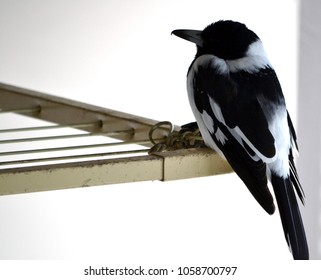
[201,111,227,145]
[187,68,226,159]
[208,96,276,163]
[209,98,226,124]
[215,127,227,145]
[195,109,226,158]
[201,111,215,134]
[231,126,276,163]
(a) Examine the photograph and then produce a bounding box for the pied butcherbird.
[172,20,309,260]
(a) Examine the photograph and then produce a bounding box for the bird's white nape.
[227,40,271,73]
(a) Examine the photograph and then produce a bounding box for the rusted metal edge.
[0,148,232,195]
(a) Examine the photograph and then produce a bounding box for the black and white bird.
[172,20,309,260]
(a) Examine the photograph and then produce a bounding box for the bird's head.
[172,20,260,60]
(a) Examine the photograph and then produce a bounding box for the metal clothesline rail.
[0,120,101,133]
[0,128,134,144]
[0,82,232,195]
[0,148,150,167]
[0,139,152,157]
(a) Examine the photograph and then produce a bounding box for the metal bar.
[0,128,135,144]
[0,121,102,133]
[0,139,155,157]
[151,148,233,181]
[0,148,232,195]
[0,83,178,145]
[0,148,150,167]
[0,154,164,195]
[0,106,41,114]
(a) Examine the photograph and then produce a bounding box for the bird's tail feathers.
[271,174,309,260]
[289,151,305,205]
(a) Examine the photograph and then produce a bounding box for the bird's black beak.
[171,29,204,47]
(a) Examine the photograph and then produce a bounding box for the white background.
[0,0,320,278]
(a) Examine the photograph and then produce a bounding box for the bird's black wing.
[287,111,305,204]
[225,68,282,160]
[191,63,278,214]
